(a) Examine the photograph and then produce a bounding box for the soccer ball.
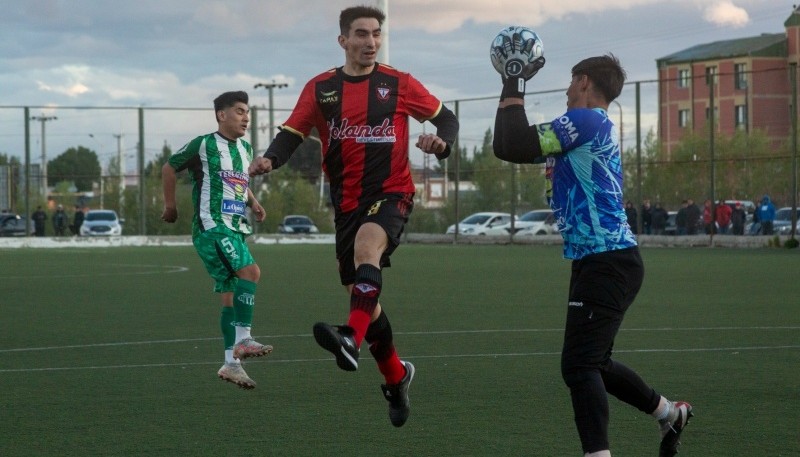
[490,26,545,80]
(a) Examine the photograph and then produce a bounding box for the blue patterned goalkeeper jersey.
[537,107,637,259]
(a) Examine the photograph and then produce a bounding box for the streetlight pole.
[254,81,288,142]
[31,114,57,197]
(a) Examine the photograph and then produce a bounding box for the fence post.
[709,75,716,240]
[635,82,642,235]
[791,62,798,240]
[24,107,30,236]
[138,107,145,235]
[453,100,460,243]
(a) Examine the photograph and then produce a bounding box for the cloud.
[388,0,665,32]
[703,1,750,27]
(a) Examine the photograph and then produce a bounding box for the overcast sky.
[0,0,793,169]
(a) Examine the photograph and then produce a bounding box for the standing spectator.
[625,200,638,234]
[731,201,747,235]
[52,204,68,236]
[675,200,688,235]
[757,195,776,235]
[651,202,668,235]
[32,206,47,237]
[749,203,761,235]
[685,198,701,235]
[702,199,714,234]
[640,199,653,234]
[248,5,457,427]
[71,205,84,236]
[715,200,732,234]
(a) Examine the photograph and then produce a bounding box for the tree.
[144,142,172,178]
[47,146,101,191]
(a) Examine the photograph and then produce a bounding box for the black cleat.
[381,361,415,427]
[312,322,359,371]
[659,401,694,457]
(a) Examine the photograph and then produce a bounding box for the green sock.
[233,279,257,329]
[220,306,235,350]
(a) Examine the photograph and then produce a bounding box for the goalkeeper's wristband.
[501,77,525,100]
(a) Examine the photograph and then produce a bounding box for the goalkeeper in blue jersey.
[161,91,272,390]
[492,52,693,457]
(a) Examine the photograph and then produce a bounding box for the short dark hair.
[339,5,385,36]
[572,54,626,103]
[213,91,248,114]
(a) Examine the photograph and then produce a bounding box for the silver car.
[80,210,123,236]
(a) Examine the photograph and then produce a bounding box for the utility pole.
[30,114,57,197]
[254,81,288,142]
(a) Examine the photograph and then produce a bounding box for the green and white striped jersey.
[169,132,254,237]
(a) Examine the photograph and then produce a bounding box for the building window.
[678,109,690,128]
[677,69,690,88]
[705,66,718,85]
[735,105,747,129]
[734,63,747,90]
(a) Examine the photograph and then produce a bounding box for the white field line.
[1,264,189,280]
[1,326,797,353]
[0,326,798,373]
[1,345,798,373]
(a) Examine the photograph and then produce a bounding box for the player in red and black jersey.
[249,5,458,427]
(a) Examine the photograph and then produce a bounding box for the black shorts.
[334,193,414,285]
[562,247,644,371]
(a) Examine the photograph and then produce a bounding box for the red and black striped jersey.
[282,64,443,213]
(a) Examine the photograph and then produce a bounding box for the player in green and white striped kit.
[162,91,272,389]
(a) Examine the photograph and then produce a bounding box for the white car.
[446,212,515,236]
[495,209,557,235]
[80,209,123,236]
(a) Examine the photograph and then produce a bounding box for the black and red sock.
[347,264,382,346]
[365,310,406,385]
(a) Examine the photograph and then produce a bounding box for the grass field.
[1,243,798,456]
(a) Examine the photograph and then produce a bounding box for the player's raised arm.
[490,26,546,164]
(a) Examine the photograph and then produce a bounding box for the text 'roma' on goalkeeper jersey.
[168,132,253,237]
[281,63,444,214]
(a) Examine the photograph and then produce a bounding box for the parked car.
[502,209,558,236]
[445,212,515,236]
[774,207,799,235]
[0,214,33,237]
[278,215,319,234]
[80,209,123,236]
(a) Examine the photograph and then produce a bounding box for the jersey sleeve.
[281,79,319,138]
[538,109,603,156]
[404,73,443,122]
[168,136,204,172]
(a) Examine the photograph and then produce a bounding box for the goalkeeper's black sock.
[501,77,525,99]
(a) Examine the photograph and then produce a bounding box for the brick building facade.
[656,7,800,156]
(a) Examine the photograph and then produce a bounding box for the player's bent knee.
[237,264,261,283]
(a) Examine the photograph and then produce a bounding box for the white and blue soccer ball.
[490,26,545,79]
